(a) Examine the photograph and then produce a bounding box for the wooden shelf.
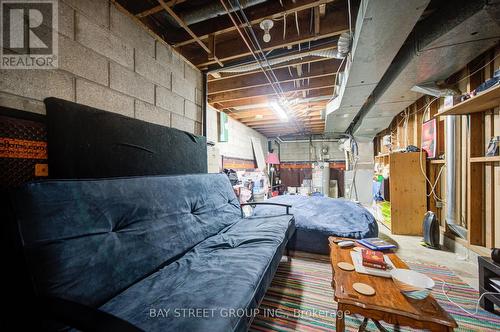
[437,84,500,116]
[470,156,500,163]
[430,159,445,164]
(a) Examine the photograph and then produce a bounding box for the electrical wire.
[436,277,500,317]
[294,11,300,35]
[226,0,305,134]
[453,52,500,84]
[418,98,447,203]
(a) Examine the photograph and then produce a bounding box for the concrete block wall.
[206,107,268,173]
[0,0,203,135]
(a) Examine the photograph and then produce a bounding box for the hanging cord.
[283,13,286,40]
[294,11,300,35]
[418,98,446,203]
[435,277,499,317]
[347,0,352,35]
[227,0,305,134]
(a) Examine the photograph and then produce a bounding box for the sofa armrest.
[39,296,144,332]
[240,202,292,218]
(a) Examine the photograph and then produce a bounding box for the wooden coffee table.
[329,237,457,331]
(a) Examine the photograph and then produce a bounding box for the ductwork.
[211,48,341,74]
[352,0,500,138]
[325,0,431,134]
[164,0,266,28]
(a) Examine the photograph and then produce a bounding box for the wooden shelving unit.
[436,83,500,248]
[469,156,500,163]
[437,85,500,117]
[375,152,427,235]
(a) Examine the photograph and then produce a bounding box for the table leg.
[336,304,345,332]
[358,318,368,331]
[373,320,389,332]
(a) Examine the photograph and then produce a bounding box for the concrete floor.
[377,221,480,290]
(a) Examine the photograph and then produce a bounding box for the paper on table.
[350,251,395,278]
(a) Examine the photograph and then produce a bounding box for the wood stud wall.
[374,46,500,254]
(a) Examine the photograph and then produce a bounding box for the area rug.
[250,252,500,331]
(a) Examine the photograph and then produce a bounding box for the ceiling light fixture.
[269,101,288,121]
[259,19,274,43]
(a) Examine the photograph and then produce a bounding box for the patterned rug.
[250,252,500,331]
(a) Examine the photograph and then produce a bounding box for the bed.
[253,195,378,254]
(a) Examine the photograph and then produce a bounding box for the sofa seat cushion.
[99,214,295,332]
[12,174,240,307]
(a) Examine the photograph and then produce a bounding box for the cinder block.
[155,85,184,115]
[184,100,202,122]
[0,92,46,115]
[135,50,171,89]
[195,88,203,106]
[63,0,109,28]
[76,78,134,117]
[156,41,172,64]
[135,100,171,127]
[76,14,134,69]
[57,1,75,39]
[194,122,202,135]
[110,62,154,103]
[0,69,74,101]
[172,73,196,102]
[171,113,195,133]
[59,34,108,86]
[110,6,155,58]
[185,64,202,86]
[156,41,184,78]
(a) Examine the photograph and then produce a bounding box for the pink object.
[265,152,280,164]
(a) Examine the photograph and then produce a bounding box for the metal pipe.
[445,115,456,225]
[445,115,467,239]
[183,0,266,26]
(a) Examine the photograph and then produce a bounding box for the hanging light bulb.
[259,19,274,43]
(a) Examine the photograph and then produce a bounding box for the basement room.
[2,0,500,331]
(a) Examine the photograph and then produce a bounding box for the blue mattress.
[253,195,378,254]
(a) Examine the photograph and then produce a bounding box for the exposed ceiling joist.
[173,0,337,47]
[136,0,188,18]
[209,60,339,94]
[156,0,223,66]
[216,87,333,108]
[209,76,335,103]
[188,6,349,67]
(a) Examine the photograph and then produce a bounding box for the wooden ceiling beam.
[214,87,333,108]
[209,76,335,103]
[187,5,349,67]
[156,0,223,66]
[250,121,324,128]
[135,0,188,18]
[231,108,323,120]
[208,60,340,94]
[173,0,337,47]
[239,112,323,122]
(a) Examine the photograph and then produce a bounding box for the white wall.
[278,141,345,162]
[206,107,268,172]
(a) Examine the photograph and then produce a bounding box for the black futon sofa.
[11,173,295,331]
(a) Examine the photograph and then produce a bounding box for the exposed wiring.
[347,0,352,34]
[453,52,500,84]
[226,0,306,134]
[283,13,286,40]
[435,277,499,317]
[418,97,446,203]
[295,11,300,35]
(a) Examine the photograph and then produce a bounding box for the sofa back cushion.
[12,173,240,307]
